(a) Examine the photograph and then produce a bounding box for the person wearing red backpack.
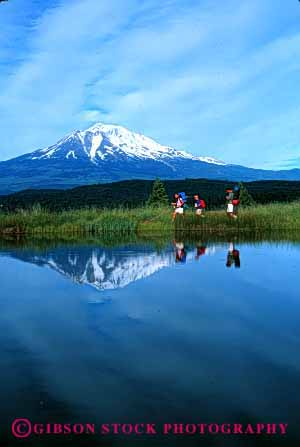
[172,193,185,221]
[194,194,206,217]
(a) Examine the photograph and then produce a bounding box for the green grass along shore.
[0,201,300,237]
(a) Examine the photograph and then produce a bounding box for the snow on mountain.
[29,123,226,166]
[2,245,218,295]
[2,121,300,194]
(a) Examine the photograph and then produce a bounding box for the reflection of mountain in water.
[1,244,217,292]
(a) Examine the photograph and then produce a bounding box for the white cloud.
[81,110,103,123]
[220,106,300,169]
[0,0,300,169]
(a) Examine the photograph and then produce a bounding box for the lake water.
[0,237,300,447]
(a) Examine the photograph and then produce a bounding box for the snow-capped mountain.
[1,122,300,193]
[30,123,225,166]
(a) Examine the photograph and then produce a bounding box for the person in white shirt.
[172,193,184,221]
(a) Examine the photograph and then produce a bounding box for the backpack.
[200,199,206,209]
[179,192,187,203]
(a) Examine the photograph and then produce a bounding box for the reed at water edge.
[0,201,299,236]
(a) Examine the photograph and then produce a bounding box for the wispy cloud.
[0,0,300,169]
[281,157,300,169]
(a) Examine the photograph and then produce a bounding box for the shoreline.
[0,202,300,237]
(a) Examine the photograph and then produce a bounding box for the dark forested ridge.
[1,179,300,211]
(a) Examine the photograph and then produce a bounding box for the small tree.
[147,178,169,207]
[238,182,255,207]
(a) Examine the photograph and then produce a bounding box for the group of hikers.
[171,185,241,220]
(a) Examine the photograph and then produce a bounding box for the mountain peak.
[82,122,173,160]
[79,122,226,165]
[1,120,300,194]
[28,122,225,165]
[85,122,130,134]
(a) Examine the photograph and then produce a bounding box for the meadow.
[0,201,300,237]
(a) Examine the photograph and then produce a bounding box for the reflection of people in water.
[174,241,187,263]
[226,242,241,268]
[195,244,206,260]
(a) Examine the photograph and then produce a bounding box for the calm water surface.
[0,239,300,446]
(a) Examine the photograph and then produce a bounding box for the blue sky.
[0,0,299,169]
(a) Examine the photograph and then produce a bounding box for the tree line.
[1,178,300,211]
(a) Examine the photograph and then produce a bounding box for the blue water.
[0,240,300,446]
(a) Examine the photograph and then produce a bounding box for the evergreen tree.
[238,182,255,207]
[147,178,169,207]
